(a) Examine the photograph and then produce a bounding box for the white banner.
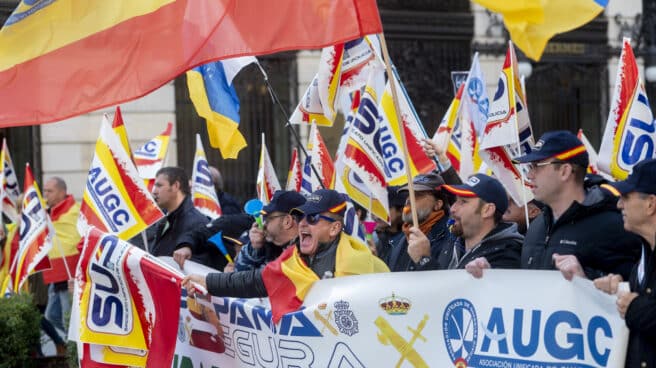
[169,260,628,368]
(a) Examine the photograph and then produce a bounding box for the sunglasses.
[294,213,337,225]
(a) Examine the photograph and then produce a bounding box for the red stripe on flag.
[42,254,80,283]
[0,0,382,126]
[262,247,304,324]
[344,144,385,184]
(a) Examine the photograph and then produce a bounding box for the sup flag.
[317,36,383,124]
[0,0,383,127]
[286,148,302,192]
[78,116,164,240]
[342,67,390,222]
[1,138,20,223]
[256,134,281,204]
[10,164,52,291]
[461,53,490,136]
[479,42,535,207]
[433,84,483,180]
[379,70,437,186]
[474,0,606,61]
[191,134,222,219]
[69,227,183,367]
[598,38,656,180]
[133,122,173,192]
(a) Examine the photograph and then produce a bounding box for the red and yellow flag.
[41,195,81,283]
[262,233,388,323]
[0,0,383,127]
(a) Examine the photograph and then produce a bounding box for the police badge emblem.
[334,300,359,336]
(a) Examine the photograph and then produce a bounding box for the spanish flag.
[0,0,383,127]
[262,233,389,323]
[0,223,18,291]
[41,195,82,284]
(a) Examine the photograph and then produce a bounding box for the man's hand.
[421,138,449,165]
[593,273,623,295]
[182,274,207,296]
[223,262,235,273]
[553,253,585,281]
[249,222,265,249]
[173,246,192,269]
[465,257,491,278]
[407,227,430,263]
[617,291,639,319]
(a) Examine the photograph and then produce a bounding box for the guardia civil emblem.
[334,300,359,336]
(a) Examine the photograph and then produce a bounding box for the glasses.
[527,161,563,172]
[264,214,287,222]
[294,213,337,225]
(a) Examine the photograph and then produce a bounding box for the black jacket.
[177,213,253,271]
[206,237,340,298]
[437,222,523,269]
[521,186,641,280]
[218,191,242,215]
[625,240,656,368]
[151,196,209,257]
[386,215,454,272]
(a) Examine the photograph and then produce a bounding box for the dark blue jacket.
[151,196,208,257]
[386,215,454,272]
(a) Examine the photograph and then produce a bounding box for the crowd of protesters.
[17,131,655,366]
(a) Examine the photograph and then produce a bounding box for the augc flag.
[191,134,222,219]
[79,117,164,240]
[0,0,383,127]
[69,227,183,367]
[598,38,656,180]
[1,138,21,223]
[11,164,52,291]
[133,122,173,191]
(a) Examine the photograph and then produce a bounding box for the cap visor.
[513,151,548,164]
[607,180,635,196]
[441,184,477,197]
[398,184,435,192]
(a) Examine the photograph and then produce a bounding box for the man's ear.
[330,221,343,237]
[482,202,496,219]
[527,203,542,219]
[433,199,444,212]
[647,195,656,216]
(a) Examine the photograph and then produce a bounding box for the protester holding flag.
[513,131,641,280]
[234,190,306,271]
[440,174,523,272]
[173,213,254,271]
[386,173,455,272]
[151,167,208,257]
[182,189,389,323]
[42,177,80,335]
[594,158,656,368]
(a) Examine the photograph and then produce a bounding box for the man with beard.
[234,190,306,271]
[386,172,455,271]
[438,174,523,271]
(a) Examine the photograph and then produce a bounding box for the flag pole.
[509,42,531,229]
[254,62,326,190]
[379,33,418,228]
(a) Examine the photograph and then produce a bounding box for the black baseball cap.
[514,130,589,168]
[261,190,306,215]
[290,189,348,216]
[606,158,656,196]
[398,172,446,192]
[442,174,509,213]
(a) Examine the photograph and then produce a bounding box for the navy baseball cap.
[514,131,589,168]
[606,158,656,196]
[388,186,409,208]
[261,190,306,215]
[442,174,509,213]
[398,172,446,192]
[290,189,348,216]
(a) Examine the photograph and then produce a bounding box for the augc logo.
[442,299,478,365]
[5,0,56,26]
